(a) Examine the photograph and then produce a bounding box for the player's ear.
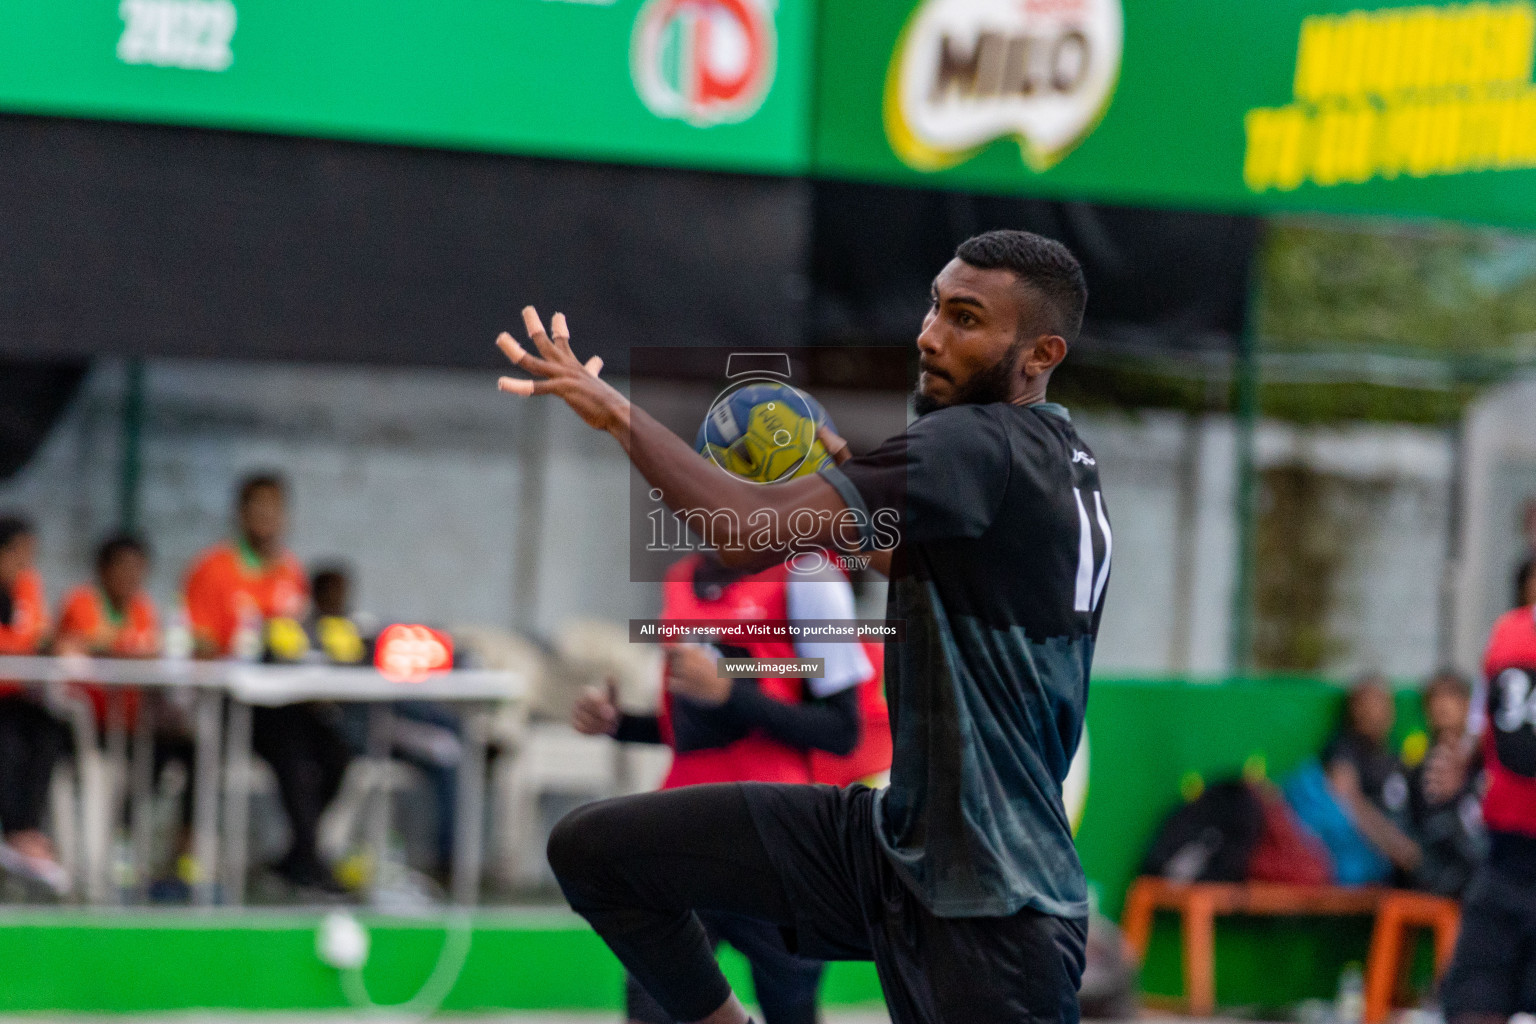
[1022,334,1068,379]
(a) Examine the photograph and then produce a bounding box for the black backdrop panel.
[811,181,1260,351]
[0,359,88,480]
[0,116,811,372]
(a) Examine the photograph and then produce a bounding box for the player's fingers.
[584,355,604,378]
[496,331,527,365]
[497,376,536,396]
[816,424,852,464]
[522,306,563,361]
[498,332,559,378]
[550,312,575,357]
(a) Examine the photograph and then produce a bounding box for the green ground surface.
[0,677,1439,1014]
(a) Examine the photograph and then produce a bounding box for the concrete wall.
[0,358,1460,680]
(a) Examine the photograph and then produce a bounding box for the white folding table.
[0,656,524,907]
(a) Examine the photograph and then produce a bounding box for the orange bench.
[1121,877,1460,1021]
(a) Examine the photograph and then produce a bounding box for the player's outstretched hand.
[497,307,629,433]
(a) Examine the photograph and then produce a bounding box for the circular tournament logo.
[885,0,1123,172]
[631,0,776,126]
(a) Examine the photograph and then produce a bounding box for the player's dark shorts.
[744,782,1087,1024]
[623,910,822,1024]
[1440,860,1536,1016]
[547,781,1085,1024]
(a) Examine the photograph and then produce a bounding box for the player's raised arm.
[496,307,863,569]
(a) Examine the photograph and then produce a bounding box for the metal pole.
[191,689,223,907]
[512,401,549,633]
[365,703,394,900]
[220,699,252,905]
[129,697,155,904]
[1437,420,1466,666]
[452,706,489,907]
[1227,235,1266,678]
[118,358,146,534]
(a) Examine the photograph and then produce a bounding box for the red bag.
[1247,781,1334,885]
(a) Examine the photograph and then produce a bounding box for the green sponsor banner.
[815,0,1536,226]
[0,0,811,172]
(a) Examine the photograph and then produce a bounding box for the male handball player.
[497,230,1111,1024]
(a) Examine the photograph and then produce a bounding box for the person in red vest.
[573,547,889,1024]
[1439,595,1536,1023]
[0,515,70,893]
[185,473,350,893]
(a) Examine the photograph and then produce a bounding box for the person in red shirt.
[1439,597,1536,1023]
[185,473,350,893]
[56,533,160,726]
[573,551,885,1024]
[0,515,70,893]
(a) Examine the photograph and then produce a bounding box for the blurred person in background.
[55,533,205,898]
[0,515,70,891]
[1405,669,1485,897]
[1323,675,1423,878]
[56,533,160,714]
[1285,674,1423,885]
[185,473,351,894]
[572,546,886,1024]
[1511,499,1536,613]
[1515,557,1536,612]
[1439,602,1536,1022]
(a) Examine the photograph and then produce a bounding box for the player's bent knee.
[545,799,617,888]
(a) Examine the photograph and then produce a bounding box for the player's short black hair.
[0,515,34,552]
[237,472,287,508]
[1517,555,1535,608]
[96,532,149,573]
[955,230,1088,343]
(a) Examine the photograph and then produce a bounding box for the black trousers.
[251,703,352,872]
[624,910,823,1024]
[0,695,71,835]
[548,783,1086,1024]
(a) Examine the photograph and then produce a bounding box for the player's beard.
[913,337,1025,415]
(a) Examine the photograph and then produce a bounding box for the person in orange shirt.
[185,474,351,893]
[56,534,160,726]
[0,515,70,893]
[185,475,307,659]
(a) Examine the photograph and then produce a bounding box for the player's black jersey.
[823,401,1108,918]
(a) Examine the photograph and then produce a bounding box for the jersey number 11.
[1072,488,1111,614]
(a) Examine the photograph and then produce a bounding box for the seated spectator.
[54,533,205,898]
[1405,669,1485,896]
[1324,675,1422,876]
[0,515,70,893]
[186,473,351,894]
[1284,674,1422,885]
[307,566,368,665]
[56,533,160,722]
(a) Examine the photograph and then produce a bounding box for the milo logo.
[885,0,1122,172]
[632,0,776,126]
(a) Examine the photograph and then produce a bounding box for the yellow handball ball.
[694,381,837,484]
